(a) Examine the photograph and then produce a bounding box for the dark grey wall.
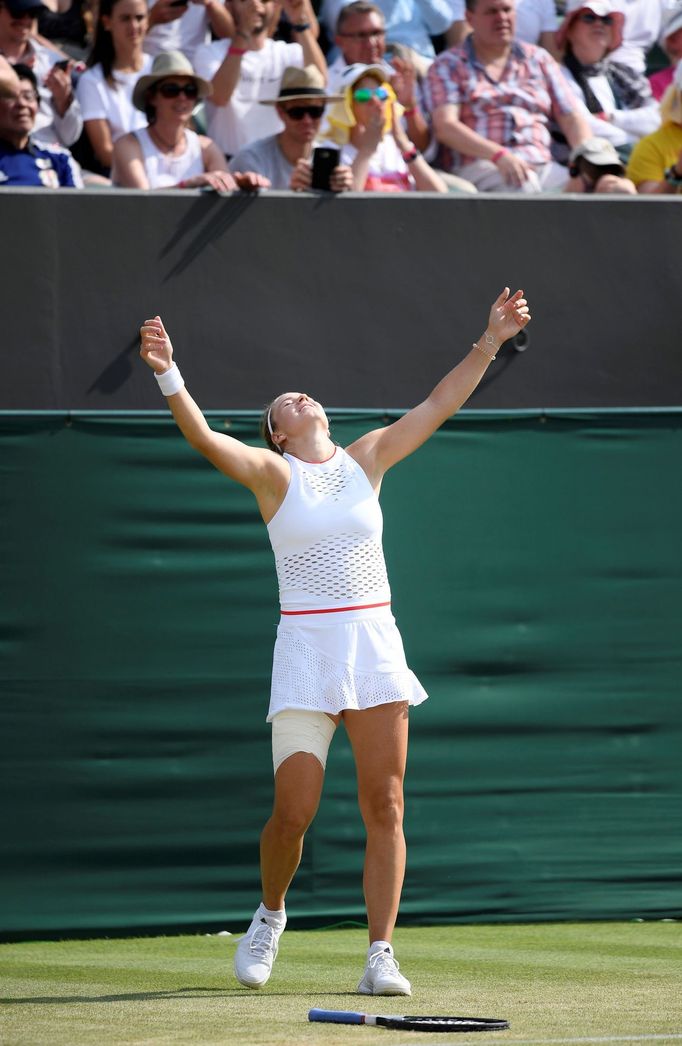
[2,189,680,410]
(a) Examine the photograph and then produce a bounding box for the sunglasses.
[353,86,389,102]
[578,12,614,25]
[157,82,199,99]
[282,104,325,120]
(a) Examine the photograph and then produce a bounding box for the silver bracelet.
[154,362,185,396]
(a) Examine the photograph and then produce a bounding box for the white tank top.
[134,127,204,188]
[267,447,391,614]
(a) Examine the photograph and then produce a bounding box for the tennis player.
[139,287,530,995]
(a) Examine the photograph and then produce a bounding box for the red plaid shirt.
[426,37,576,170]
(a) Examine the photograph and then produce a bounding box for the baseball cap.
[570,137,625,172]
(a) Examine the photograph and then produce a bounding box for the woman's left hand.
[486,287,531,345]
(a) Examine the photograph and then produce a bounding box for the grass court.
[2,922,680,1045]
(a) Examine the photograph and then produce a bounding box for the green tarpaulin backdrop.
[1,411,681,939]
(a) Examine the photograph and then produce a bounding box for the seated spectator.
[0,61,81,182]
[112,49,265,188]
[0,0,82,149]
[327,4,433,156]
[144,0,234,66]
[608,0,665,78]
[426,0,590,193]
[322,0,453,63]
[626,59,682,193]
[445,0,559,55]
[76,0,155,174]
[555,0,659,160]
[228,64,352,189]
[194,0,326,158]
[324,61,447,190]
[563,135,636,192]
[649,4,682,102]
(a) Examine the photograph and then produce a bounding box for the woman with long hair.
[76,0,152,172]
[138,286,531,994]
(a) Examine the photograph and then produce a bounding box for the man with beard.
[194,0,327,157]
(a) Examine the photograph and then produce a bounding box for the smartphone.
[54,59,70,71]
[169,0,188,7]
[311,147,339,192]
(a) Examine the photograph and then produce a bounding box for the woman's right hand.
[140,316,174,374]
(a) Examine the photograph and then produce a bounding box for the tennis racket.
[308,1009,509,1032]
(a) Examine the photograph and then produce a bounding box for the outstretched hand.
[486,287,531,346]
[140,315,173,374]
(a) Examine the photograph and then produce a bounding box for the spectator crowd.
[2,0,682,194]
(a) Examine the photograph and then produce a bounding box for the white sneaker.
[357,944,412,996]
[233,906,285,989]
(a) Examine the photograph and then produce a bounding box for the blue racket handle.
[308,1009,366,1025]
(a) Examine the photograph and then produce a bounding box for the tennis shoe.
[357,944,412,996]
[233,907,285,989]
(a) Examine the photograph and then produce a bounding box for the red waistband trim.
[280,601,391,616]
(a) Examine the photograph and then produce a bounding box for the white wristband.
[154,363,185,396]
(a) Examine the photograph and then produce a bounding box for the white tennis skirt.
[267,604,428,721]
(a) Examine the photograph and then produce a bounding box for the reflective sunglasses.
[353,86,389,102]
[578,12,614,25]
[282,104,325,120]
[157,82,200,99]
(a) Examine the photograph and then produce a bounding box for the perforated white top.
[266,448,391,613]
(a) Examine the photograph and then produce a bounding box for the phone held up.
[311,146,339,191]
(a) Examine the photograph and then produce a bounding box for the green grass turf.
[1,923,680,1046]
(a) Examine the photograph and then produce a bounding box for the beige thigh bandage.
[271,709,336,774]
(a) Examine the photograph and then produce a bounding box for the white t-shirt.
[144,0,226,63]
[610,0,665,76]
[193,38,303,156]
[446,0,558,44]
[76,55,154,143]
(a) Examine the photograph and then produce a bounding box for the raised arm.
[347,288,530,486]
[139,316,289,520]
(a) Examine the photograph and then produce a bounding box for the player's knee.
[361,786,404,832]
[271,803,316,841]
